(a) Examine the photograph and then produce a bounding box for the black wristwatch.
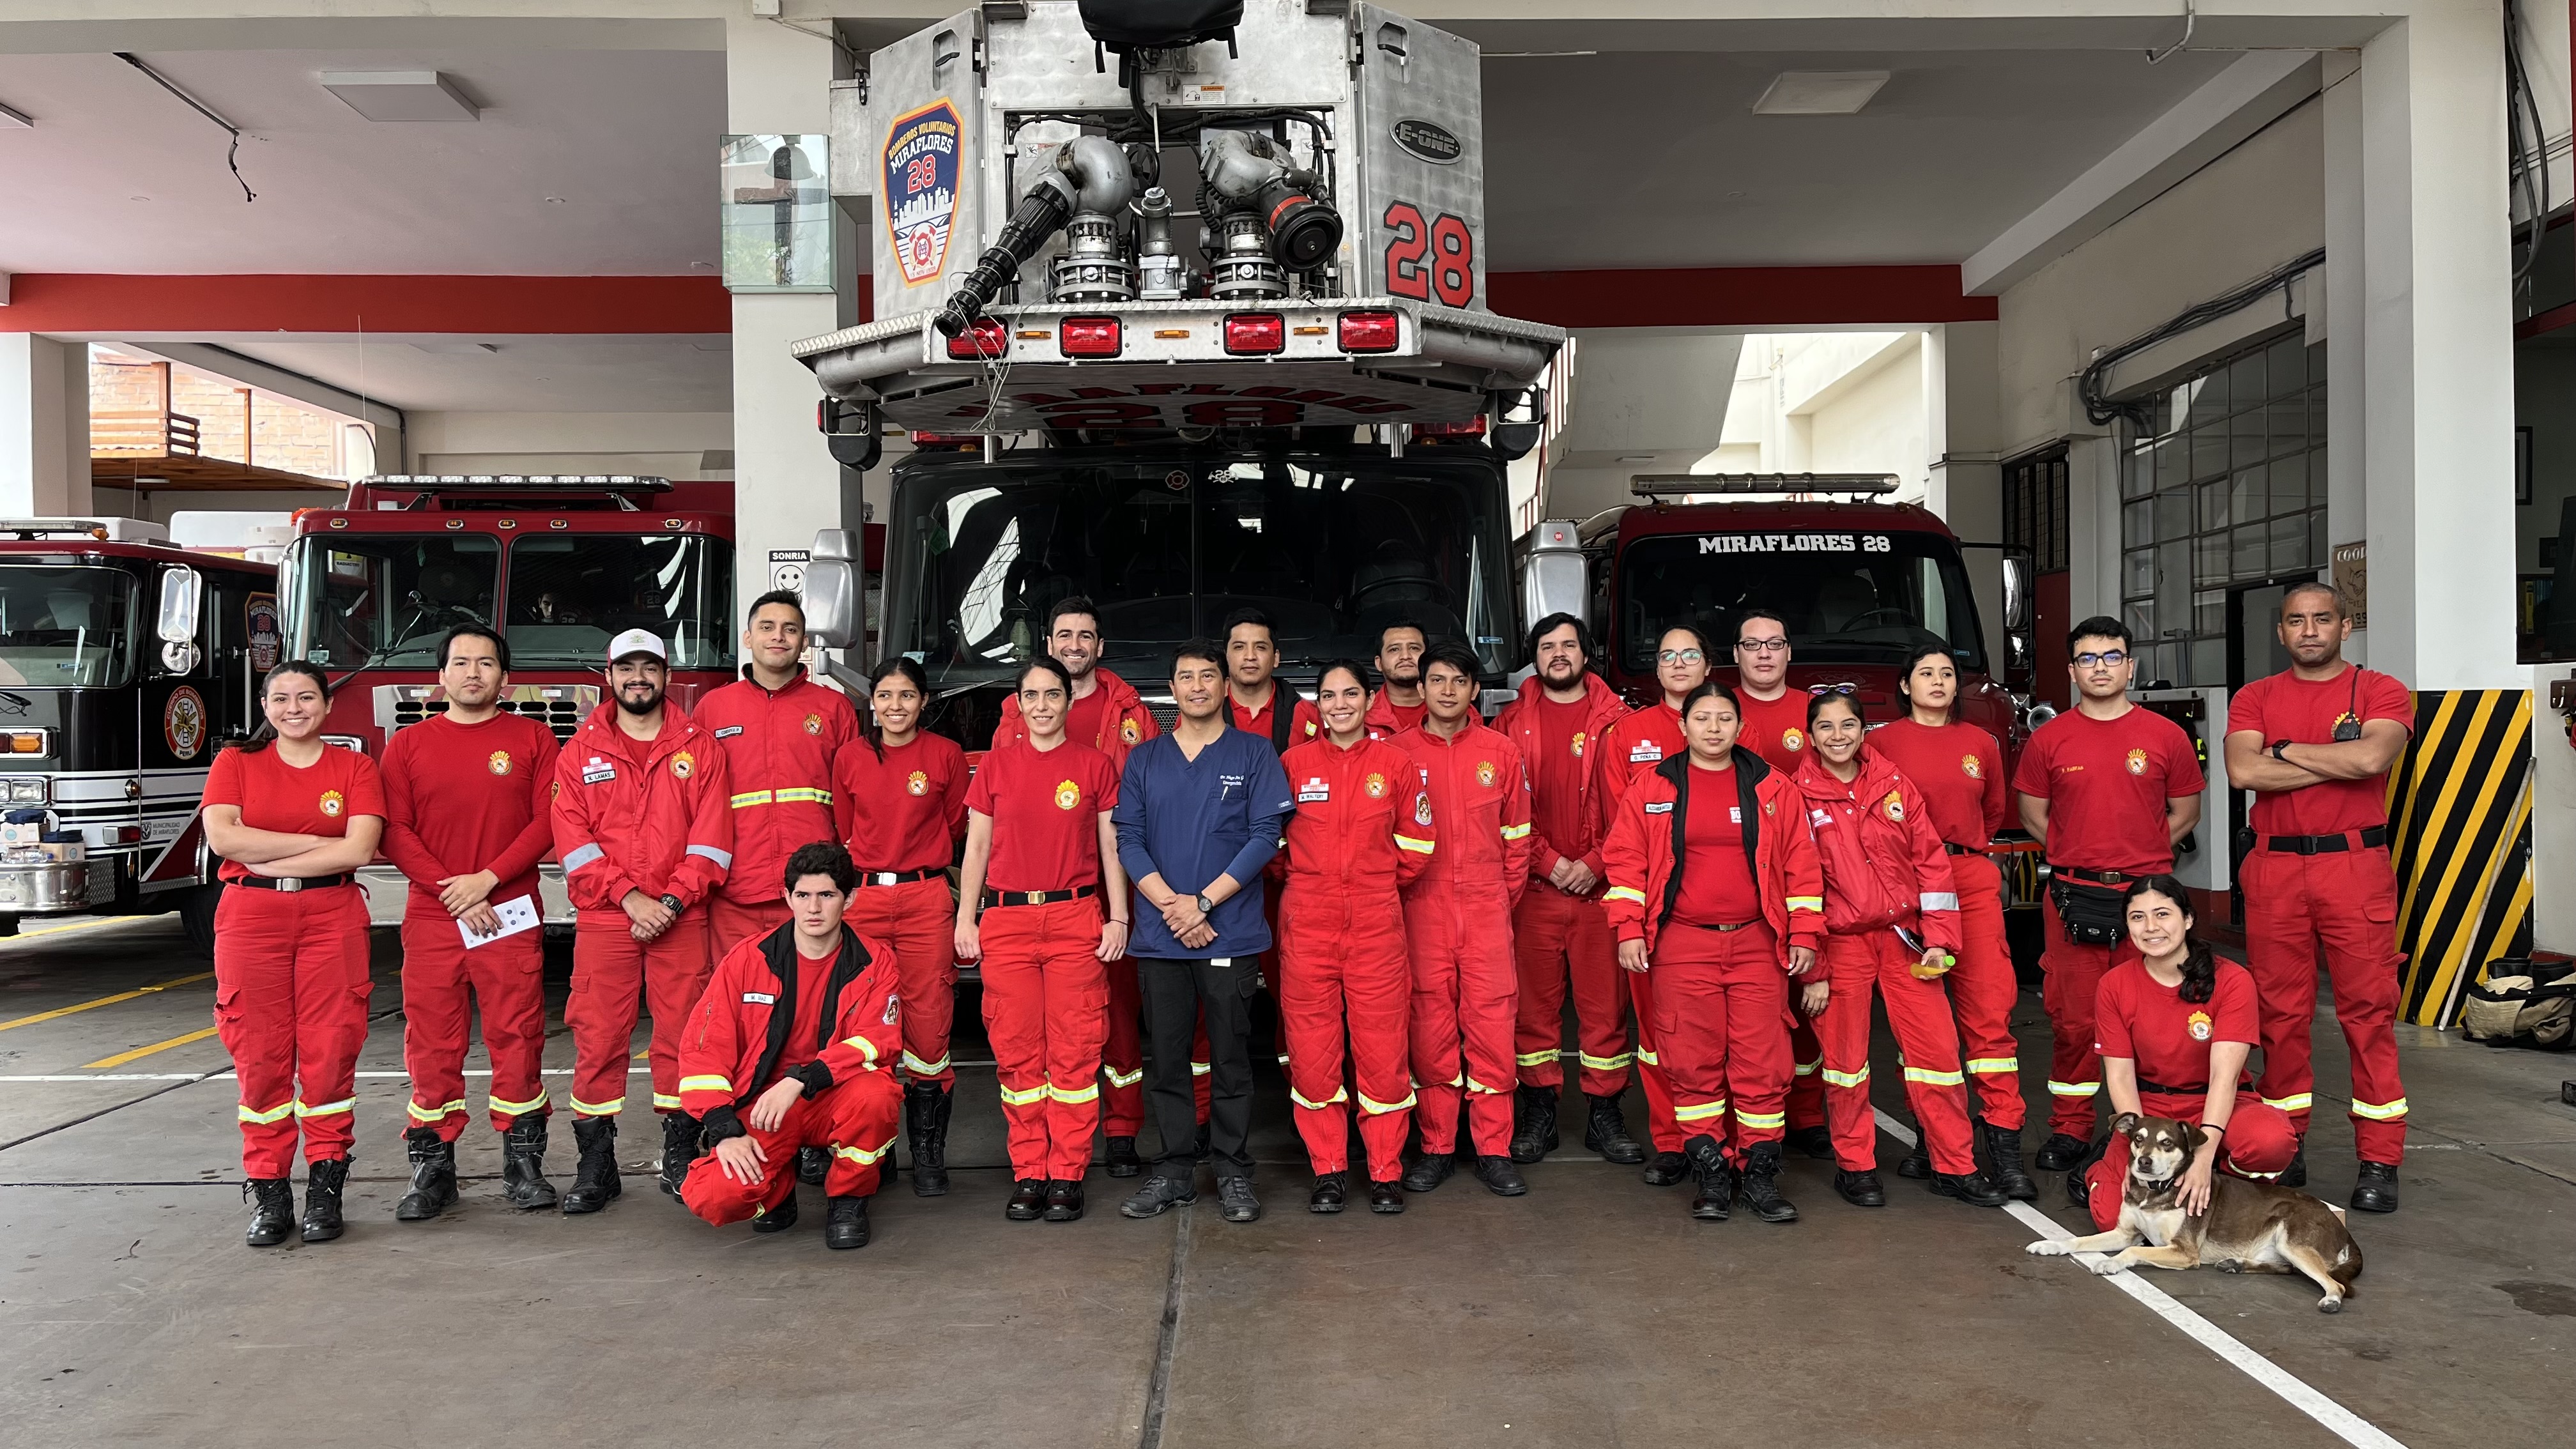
[660,893,684,914]
[2268,739,2292,762]
[1195,893,1215,916]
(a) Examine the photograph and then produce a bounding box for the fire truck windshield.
[889,455,1512,682]
[1616,530,1988,675]
[0,566,137,687]
[286,535,500,670]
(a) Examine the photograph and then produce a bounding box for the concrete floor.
[3,914,2571,1448]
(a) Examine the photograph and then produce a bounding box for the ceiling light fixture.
[1751,70,1890,116]
[411,341,499,355]
[319,70,480,122]
[0,100,31,128]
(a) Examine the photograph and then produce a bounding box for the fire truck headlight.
[6,778,46,804]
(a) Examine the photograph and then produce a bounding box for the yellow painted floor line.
[0,972,213,1034]
[83,1025,222,1070]
[0,915,157,947]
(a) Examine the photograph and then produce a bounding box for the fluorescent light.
[1752,71,1890,116]
[0,100,30,128]
[319,70,479,122]
[411,341,499,355]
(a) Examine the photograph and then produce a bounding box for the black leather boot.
[2280,1137,2308,1188]
[1982,1121,2037,1201]
[1400,1151,1453,1193]
[752,1188,800,1233]
[2063,1134,2110,1212]
[1738,1142,1798,1223]
[1931,1169,2011,1207]
[797,1146,829,1186]
[1006,1178,1049,1220]
[659,1112,702,1199]
[300,1158,349,1243]
[907,1080,952,1197]
[1641,1150,1690,1187]
[1896,1138,1932,1179]
[502,1116,558,1211]
[1685,1135,1732,1222]
[1785,1124,1835,1160]
[1583,1094,1645,1164]
[2034,1131,2090,1172]
[1309,1171,1348,1214]
[1508,1085,1559,1165]
[1834,1169,1886,1207]
[1105,1136,1144,1178]
[1044,1178,1086,1222]
[2350,1160,2400,1213]
[1367,1178,1405,1214]
[395,1126,458,1222]
[560,1116,621,1215]
[243,1179,295,1247]
[825,1195,871,1249]
[1475,1154,1529,1196]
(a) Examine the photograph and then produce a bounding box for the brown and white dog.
[2025,1112,2365,1313]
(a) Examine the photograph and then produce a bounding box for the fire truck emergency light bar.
[1629,473,1901,497]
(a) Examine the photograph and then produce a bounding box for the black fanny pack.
[2046,873,2128,946]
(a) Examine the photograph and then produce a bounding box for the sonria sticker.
[883,99,962,286]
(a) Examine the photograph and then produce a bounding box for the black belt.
[858,868,942,887]
[2051,865,2138,886]
[232,874,355,893]
[979,884,1098,908]
[1680,919,1761,933]
[2263,825,2389,855]
[2136,1077,2209,1096]
[1943,842,1981,856]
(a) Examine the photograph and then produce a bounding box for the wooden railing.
[89,410,201,458]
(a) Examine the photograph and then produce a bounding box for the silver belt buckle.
[277,878,304,894]
[871,872,898,886]
[1022,891,1045,905]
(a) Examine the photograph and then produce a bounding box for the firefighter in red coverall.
[699,591,860,954]
[1727,610,1830,1160]
[1868,643,2034,1199]
[1495,613,1643,1167]
[990,597,1193,1175]
[835,655,970,1196]
[677,843,905,1250]
[1276,660,1436,1214]
[1363,620,1430,737]
[1392,643,1535,1198]
[379,625,561,1222]
[2220,582,2412,1213]
[1794,691,2008,1210]
[549,629,735,1214]
[1602,680,1823,1225]
[1590,625,1712,1186]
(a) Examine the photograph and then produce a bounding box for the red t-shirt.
[1735,689,1811,773]
[1227,688,1322,749]
[1869,717,2007,850]
[1372,696,1427,735]
[2227,665,2412,836]
[203,742,387,884]
[834,732,969,873]
[378,711,559,908]
[2094,958,2260,1092]
[2012,705,2204,876]
[1672,763,1761,927]
[1524,693,1598,868]
[772,947,839,1080]
[966,739,1121,893]
[1064,686,1140,755]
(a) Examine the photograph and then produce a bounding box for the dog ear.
[2110,1112,2141,1139]
[2184,1122,2209,1154]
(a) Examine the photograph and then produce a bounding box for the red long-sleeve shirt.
[1390,719,1532,903]
[1492,672,1629,884]
[549,704,735,913]
[378,711,560,909]
[697,671,860,906]
[832,732,969,873]
[1867,716,2007,850]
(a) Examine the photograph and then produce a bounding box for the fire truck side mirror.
[156,565,204,673]
[1522,520,1587,634]
[803,529,862,651]
[2002,554,2032,631]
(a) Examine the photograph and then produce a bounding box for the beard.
[1540,656,1584,686]
[1383,662,1422,689]
[617,684,665,716]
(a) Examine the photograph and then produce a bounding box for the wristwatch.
[2267,739,2292,762]
[659,893,684,914]
[1195,893,1215,916]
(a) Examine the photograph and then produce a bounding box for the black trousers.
[1137,955,1257,1181]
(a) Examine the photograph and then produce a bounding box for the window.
[0,566,137,687]
[283,535,500,671]
[2004,445,2070,574]
[503,534,735,670]
[2117,333,2327,687]
[1614,532,1986,675]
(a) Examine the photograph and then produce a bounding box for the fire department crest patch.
[2125,747,2150,776]
[1122,718,1142,744]
[318,790,346,818]
[1571,731,1587,758]
[1961,754,1982,780]
[671,751,696,779]
[1364,772,1388,799]
[1414,792,1433,827]
[2187,1010,2213,1042]
[1054,779,1081,810]
[883,993,901,1025]
[883,98,962,286]
[907,770,929,797]
[1782,728,1806,753]
[1882,790,1905,821]
[1476,760,1498,788]
[803,713,824,736]
[488,750,512,776]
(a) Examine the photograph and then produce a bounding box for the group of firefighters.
[201,577,2410,1250]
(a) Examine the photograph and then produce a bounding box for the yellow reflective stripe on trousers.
[1189,1061,1211,1076]
[1634,1046,1660,1066]
[1393,833,1434,854]
[408,1097,468,1123]
[1103,1066,1144,1090]
[571,1094,625,1116]
[1604,885,1646,905]
[1289,1085,1350,1111]
[1048,1080,1100,1105]
[676,1074,733,1096]
[1357,1089,1416,1114]
[1966,1057,2020,1075]
[1673,1099,1729,1121]
[488,1088,549,1116]
[1464,1077,1507,1095]
[1903,1066,1966,1087]
[2046,1080,2100,1098]
[1792,1056,1822,1077]
[1820,1066,1869,1089]
[998,1082,1048,1107]
[2350,1096,2409,1120]
[1515,1049,1558,1068]
[238,1099,296,1125]
[650,1092,683,1110]
[1578,1051,1635,1071]
[1735,1109,1786,1129]
[295,1097,355,1118]
[729,790,775,808]
[834,1133,899,1165]
[2261,1092,2315,1112]
[774,786,832,805]
[902,1051,951,1076]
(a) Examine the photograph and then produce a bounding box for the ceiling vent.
[319,71,480,122]
[1751,71,1890,116]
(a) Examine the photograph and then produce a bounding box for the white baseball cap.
[607,629,668,664]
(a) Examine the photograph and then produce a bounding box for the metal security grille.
[2002,445,2070,574]
[2117,332,2328,687]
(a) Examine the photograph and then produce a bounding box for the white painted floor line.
[1872,1108,2403,1449]
[0,1060,1009,1084]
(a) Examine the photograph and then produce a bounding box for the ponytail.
[234,660,332,755]
[2178,937,2219,1006]
[862,656,931,762]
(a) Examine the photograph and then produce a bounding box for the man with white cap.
[549,629,737,1211]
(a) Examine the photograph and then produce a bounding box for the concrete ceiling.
[115,334,736,414]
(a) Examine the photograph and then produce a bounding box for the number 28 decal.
[1383,202,1474,307]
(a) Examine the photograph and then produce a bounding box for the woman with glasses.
[1793,689,2008,1210]
[1866,644,2034,1199]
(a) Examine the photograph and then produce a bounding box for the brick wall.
[89,351,348,478]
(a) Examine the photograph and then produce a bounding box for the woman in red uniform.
[1867,644,2032,1197]
[1602,680,1823,1225]
[834,656,970,1197]
[201,661,387,1247]
[954,657,1131,1223]
[2074,875,2299,1225]
[1795,691,2007,1210]
[1276,660,1438,1214]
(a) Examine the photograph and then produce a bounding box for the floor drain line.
[1137,1206,1195,1449]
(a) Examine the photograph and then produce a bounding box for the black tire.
[180,884,222,959]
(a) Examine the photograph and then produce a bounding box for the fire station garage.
[1,3,2570,1446]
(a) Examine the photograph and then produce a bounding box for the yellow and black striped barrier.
[2387,689,2533,1027]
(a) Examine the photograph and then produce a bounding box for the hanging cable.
[2144,0,2196,65]
[2503,0,2553,294]
[114,52,254,203]
[2077,249,2326,427]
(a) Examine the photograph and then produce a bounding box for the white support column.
[2359,7,2519,689]
[727,15,843,629]
[0,334,91,518]
[2322,50,2368,664]
[1924,321,2005,668]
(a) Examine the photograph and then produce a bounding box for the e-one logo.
[1699,533,1894,555]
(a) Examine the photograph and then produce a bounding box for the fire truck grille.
[379,684,600,743]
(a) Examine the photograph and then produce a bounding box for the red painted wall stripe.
[1487,265,1997,328]
[0,274,733,334]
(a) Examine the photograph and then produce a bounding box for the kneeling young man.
[677,843,905,1249]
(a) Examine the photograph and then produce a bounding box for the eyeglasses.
[1807,682,1856,695]
[1657,649,1705,665]
[1736,638,1791,654]
[2073,650,2130,668]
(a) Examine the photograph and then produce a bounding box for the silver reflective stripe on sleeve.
[562,842,606,872]
[1919,893,1959,912]
[687,844,734,869]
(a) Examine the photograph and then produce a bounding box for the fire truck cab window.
[0,567,137,688]
[1617,532,1986,675]
[284,536,499,670]
[502,534,735,671]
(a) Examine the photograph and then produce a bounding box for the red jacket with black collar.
[1601,747,1825,959]
[677,922,904,1134]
